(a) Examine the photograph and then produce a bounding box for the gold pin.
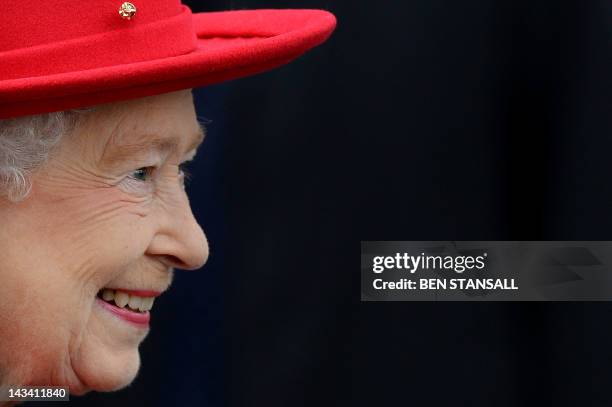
[119,2,137,20]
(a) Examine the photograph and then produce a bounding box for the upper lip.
[103,288,163,298]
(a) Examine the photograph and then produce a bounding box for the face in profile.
[0,90,208,394]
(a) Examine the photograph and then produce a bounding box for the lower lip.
[96,297,150,327]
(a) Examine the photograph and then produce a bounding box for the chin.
[71,346,142,394]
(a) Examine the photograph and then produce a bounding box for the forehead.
[73,91,204,162]
[107,91,201,149]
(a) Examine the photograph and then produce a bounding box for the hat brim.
[0,9,336,119]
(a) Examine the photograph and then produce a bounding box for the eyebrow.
[101,123,206,168]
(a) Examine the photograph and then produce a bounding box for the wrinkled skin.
[0,90,208,396]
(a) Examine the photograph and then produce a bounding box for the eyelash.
[179,162,193,183]
[129,167,155,182]
[128,163,192,183]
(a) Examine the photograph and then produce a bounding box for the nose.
[146,189,209,270]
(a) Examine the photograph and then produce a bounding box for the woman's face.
[0,90,208,393]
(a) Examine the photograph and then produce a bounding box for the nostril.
[161,255,187,269]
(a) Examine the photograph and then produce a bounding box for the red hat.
[0,0,336,119]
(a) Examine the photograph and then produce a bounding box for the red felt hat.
[0,0,336,119]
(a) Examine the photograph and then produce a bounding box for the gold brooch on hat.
[119,2,137,20]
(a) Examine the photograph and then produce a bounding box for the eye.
[128,167,155,182]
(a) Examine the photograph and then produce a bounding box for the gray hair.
[0,109,92,202]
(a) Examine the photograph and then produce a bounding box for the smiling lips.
[96,288,161,327]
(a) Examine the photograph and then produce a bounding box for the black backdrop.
[40,1,612,406]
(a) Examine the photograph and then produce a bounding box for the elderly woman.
[0,0,335,400]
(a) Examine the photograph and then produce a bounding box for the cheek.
[0,265,93,388]
[36,188,156,282]
[0,188,155,388]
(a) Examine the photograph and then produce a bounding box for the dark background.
[41,0,612,406]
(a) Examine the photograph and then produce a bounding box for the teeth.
[102,289,115,301]
[128,295,142,311]
[100,289,156,312]
[140,297,154,312]
[114,291,129,308]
